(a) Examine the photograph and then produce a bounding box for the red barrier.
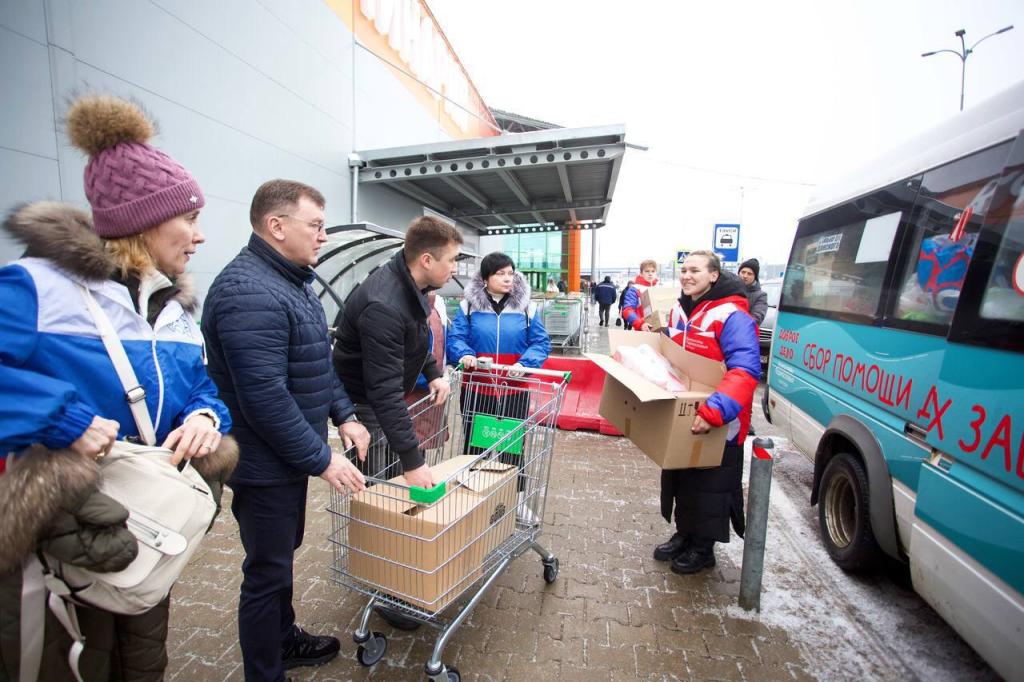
[541,356,622,436]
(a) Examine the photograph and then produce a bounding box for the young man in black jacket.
[333,216,461,488]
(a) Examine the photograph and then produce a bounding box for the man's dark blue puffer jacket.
[201,233,356,486]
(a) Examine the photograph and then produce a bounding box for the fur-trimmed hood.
[3,201,114,282]
[0,436,238,574]
[463,271,532,313]
[2,201,198,311]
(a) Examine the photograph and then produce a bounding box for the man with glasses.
[202,179,370,681]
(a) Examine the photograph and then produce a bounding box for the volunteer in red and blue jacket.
[447,252,551,456]
[655,250,760,575]
[620,258,659,330]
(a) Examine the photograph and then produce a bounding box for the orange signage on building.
[325,0,499,139]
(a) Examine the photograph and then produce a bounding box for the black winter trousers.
[660,442,745,544]
[598,304,611,325]
[232,479,308,682]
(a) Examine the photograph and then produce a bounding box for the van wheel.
[818,452,882,571]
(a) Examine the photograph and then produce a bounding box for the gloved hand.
[39,488,138,573]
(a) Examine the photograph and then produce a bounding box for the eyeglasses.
[276,214,326,233]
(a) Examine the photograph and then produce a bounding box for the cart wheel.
[356,631,387,667]
[425,664,460,681]
[543,557,559,584]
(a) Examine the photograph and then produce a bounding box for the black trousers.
[231,479,308,682]
[660,442,745,544]
[598,303,611,325]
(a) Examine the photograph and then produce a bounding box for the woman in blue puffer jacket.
[447,252,550,459]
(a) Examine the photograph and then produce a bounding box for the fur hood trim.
[464,271,532,312]
[191,434,239,482]
[3,202,115,282]
[0,447,99,574]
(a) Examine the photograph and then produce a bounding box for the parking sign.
[713,223,740,264]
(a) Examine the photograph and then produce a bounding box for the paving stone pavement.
[166,425,813,682]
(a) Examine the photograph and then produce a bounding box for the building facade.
[0,0,496,299]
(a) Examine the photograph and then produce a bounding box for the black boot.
[653,533,691,561]
[281,625,340,670]
[670,541,716,574]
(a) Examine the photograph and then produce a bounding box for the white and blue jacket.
[0,203,230,457]
[446,271,550,369]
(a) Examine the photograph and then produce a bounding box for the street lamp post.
[922,25,1013,111]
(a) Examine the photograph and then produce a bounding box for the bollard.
[739,437,775,612]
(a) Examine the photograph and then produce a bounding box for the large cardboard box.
[587,330,728,469]
[347,455,516,612]
[641,287,680,330]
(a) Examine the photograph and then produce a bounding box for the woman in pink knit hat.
[0,95,237,681]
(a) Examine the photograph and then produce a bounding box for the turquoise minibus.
[764,82,1024,679]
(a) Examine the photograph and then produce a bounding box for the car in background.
[758,278,782,367]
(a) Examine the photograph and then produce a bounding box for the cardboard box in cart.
[587,330,727,469]
[641,287,680,330]
[347,455,517,612]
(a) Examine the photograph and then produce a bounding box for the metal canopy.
[354,124,626,235]
[313,222,478,327]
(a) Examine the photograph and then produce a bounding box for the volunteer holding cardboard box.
[620,259,660,330]
[656,250,760,574]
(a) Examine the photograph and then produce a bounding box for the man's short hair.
[640,259,658,271]
[404,216,463,260]
[249,179,325,229]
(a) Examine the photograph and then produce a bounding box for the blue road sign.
[713,223,740,263]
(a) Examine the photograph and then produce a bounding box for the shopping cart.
[328,362,570,681]
[539,295,588,355]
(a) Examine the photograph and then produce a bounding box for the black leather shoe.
[374,604,421,631]
[653,533,691,561]
[670,547,716,574]
[281,625,340,670]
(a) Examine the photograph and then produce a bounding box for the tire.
[356,632,387,667]
[817,452,883,571]
[543,557,559,584]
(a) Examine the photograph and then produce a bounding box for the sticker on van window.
[815,233,843,254]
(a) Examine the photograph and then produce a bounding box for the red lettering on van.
[917,386,951,441]
[958,404,986,453]
[980,414,1014,474]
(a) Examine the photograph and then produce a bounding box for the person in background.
[546,277,560,295]
[0,94,236,681]
[738,258,768,326]
[557,277,568,293]
[617,280,635,328]
[656,250,759,575]
[403,293,449,457]
[593,275,618,326]
[202,179,370,681]
[621,259,659,330]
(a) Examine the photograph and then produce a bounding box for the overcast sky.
[428,0,1024,271]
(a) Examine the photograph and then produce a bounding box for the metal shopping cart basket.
[328,362,570,680]
[539,295,587,355]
